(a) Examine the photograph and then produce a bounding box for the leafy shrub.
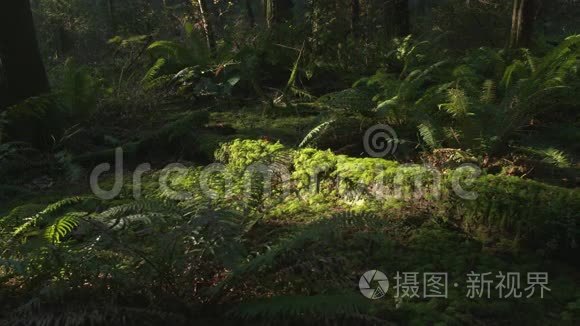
[348,35,580,157]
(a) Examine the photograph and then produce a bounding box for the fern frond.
[147,40,191,62]
[1,204,45,230]
[142,57,167,88]
[480,79,496,104]
[44,212,87,244]
[523,49,537,73]
[96,200,179,221]
[58,59,100,119]
[501,59,526,90]
[418,122,441,149]
[439,88,470,118]
[13,196,92,238]
[541,148,571,168]
[299,120,335,148]
[515,146,571,168]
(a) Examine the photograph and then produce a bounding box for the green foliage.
[12,196,92,240]
[298,119,335,148]
[3,95,60,146]
[418,122,441,150]
[480,79,497,104]
[215,138,288,171]
[143,35,209,84]
[316,87,376,112]
[0,142,39,180]
[356,35,580,155]
[2,59,101,150]
[1,138,579,325]
[298,86,379,150]
[447,175,580,251]
[4,2,580,325]
[217,140,580,251]
[430,0,512,49]
[56,59,101,120]
[439,88,472,119]
[140,22,250,101]
[514,146,572,168]
[229,294,369,323]
[44,212,86,244]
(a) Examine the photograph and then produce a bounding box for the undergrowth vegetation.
[1,140,579,324]
[1,0,579,325]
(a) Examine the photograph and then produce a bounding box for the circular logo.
[363,124,399,158]
[359,270,389,299]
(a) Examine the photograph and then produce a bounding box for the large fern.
[57,59,101,121]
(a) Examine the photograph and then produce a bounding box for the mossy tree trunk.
[0,0,49,110]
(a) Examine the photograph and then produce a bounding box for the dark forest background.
[0,1,579,325]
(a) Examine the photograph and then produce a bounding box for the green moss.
[215,138,288,171]
[215,139,580,251]
[448,174,580,250]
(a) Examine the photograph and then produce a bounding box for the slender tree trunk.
[265,0,273,28]
[246,0,256,27]
[57,26,73,58]
[107,0,116,33]
[384,0,410,39]
[0,0,49,110]
[265,0,293,28]
[196,0,217,56]
[351,0,360,37]
[394,0,410,37]
[151,0,167,10]
[510,0,535,48]
[309,0,321,55]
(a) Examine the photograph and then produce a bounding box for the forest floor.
[1,99,579,325]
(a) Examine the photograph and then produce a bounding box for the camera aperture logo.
[359,270,389,299]
[363,124,399,157]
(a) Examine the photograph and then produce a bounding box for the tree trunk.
[351,0,360,37]
[394,0,410,37]
[0,0,49,110]
[107,0,116,33]
[196,0,217,56]
[510,0,535,48]
[265,0,293,28]
[384,0,410,38]
[246,0,256,27]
